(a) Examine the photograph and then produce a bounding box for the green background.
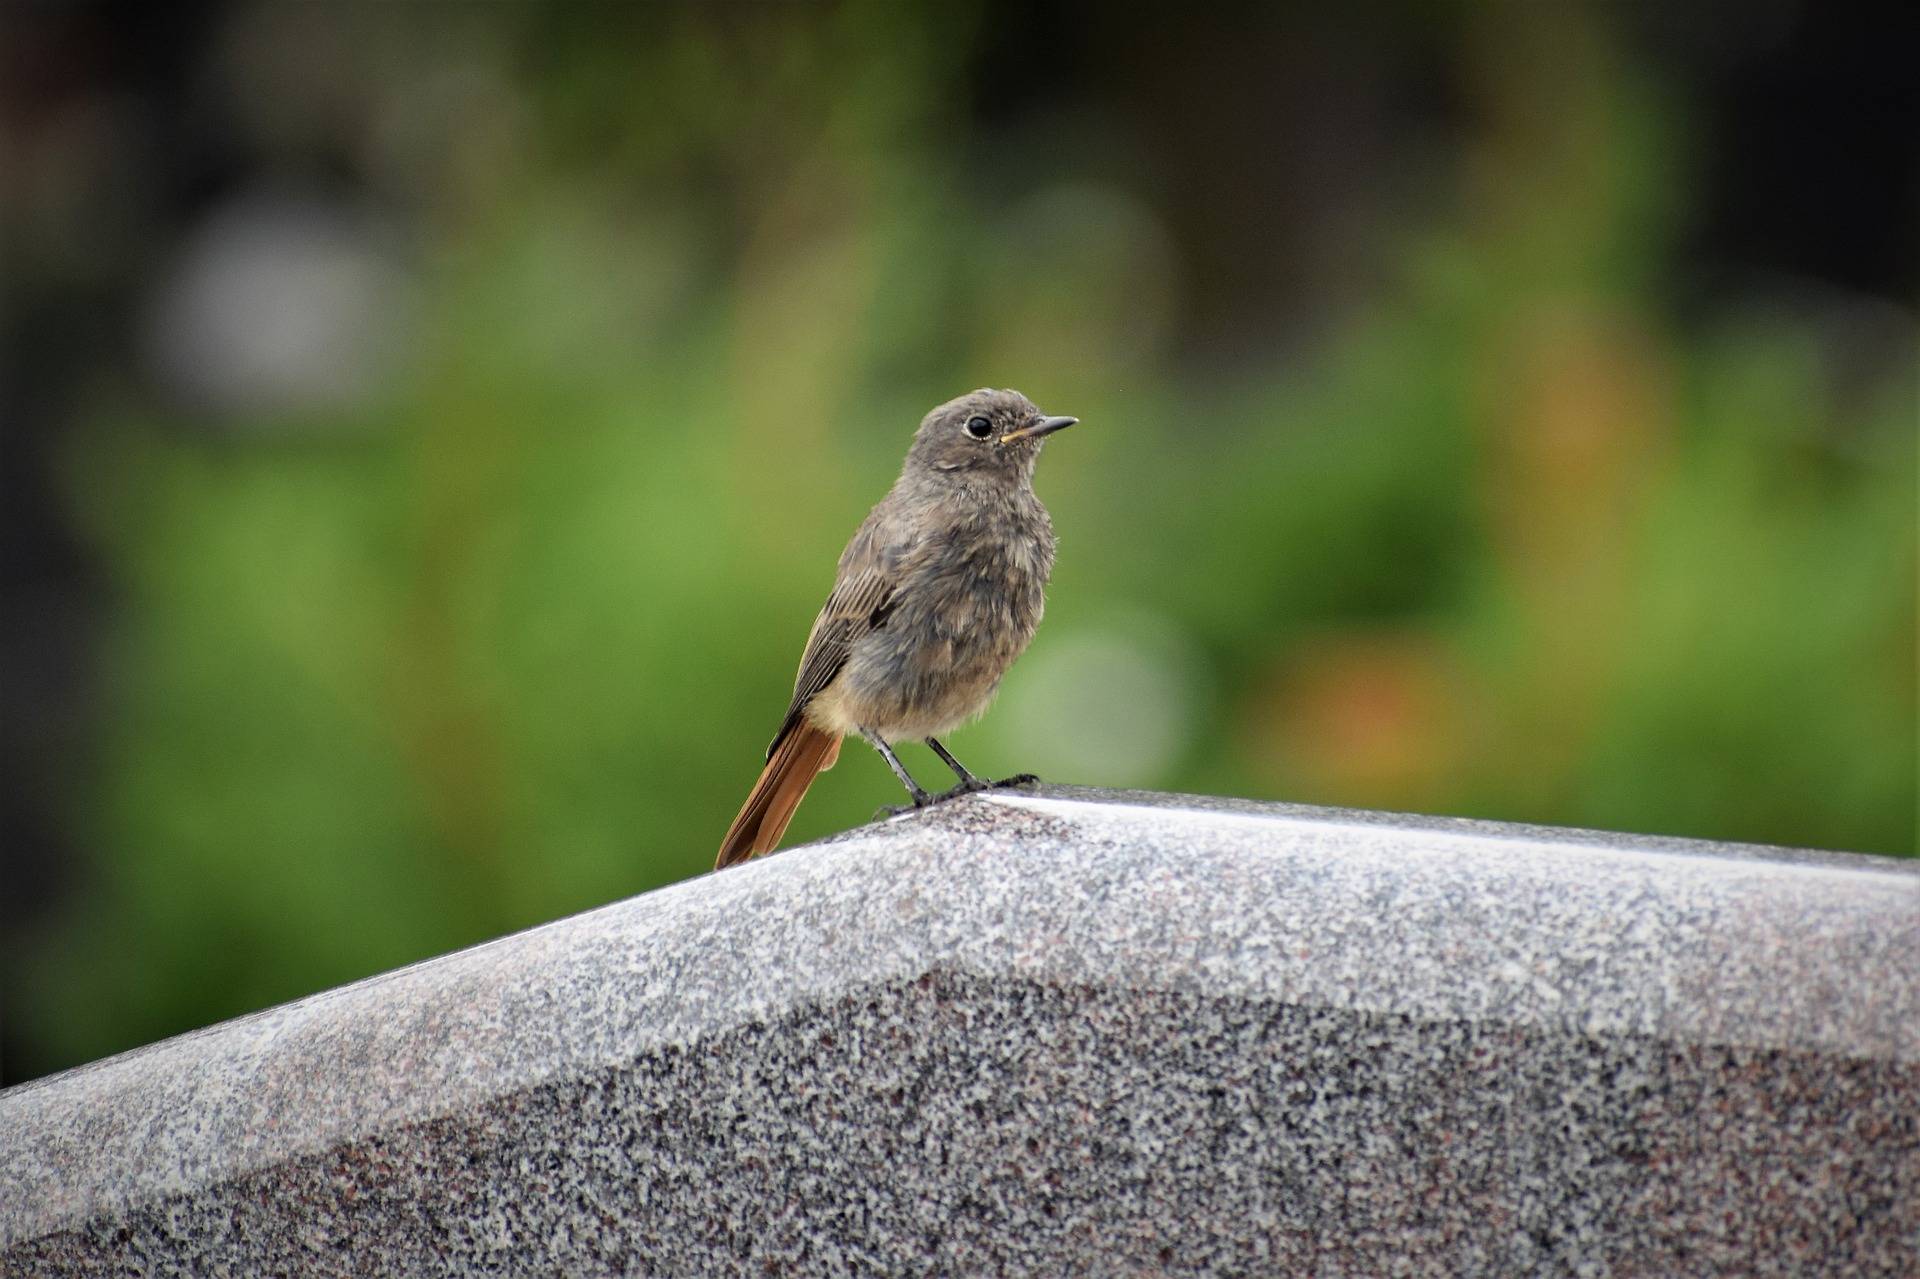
[6,2,1913,1083]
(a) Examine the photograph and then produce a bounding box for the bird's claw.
[932,773,1039,804]
[874,789,933,820]
[875,774,1037,821]
[929,772,1036,802]
[933,776,993,802]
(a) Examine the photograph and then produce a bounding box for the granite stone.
[2,787,1915,1276]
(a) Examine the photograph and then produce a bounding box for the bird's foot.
[933,775,994,803]
[874,787,933,820]
[933,772,1039,803]
[876,774,1036,819]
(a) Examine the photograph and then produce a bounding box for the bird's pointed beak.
[1002,415,1078,443]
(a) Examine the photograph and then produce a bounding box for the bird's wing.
[766,552,899,759]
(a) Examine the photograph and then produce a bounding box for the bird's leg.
[925,737,988,794]
[927,737,1039,799]
[864,730,932,818]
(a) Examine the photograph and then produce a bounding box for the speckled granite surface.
[3,787,1916,1276]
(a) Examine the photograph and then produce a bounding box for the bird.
[716,388,1077,869]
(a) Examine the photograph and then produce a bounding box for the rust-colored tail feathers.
[715,723,841,869]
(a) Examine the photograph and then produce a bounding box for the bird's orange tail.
[715,723,841,869]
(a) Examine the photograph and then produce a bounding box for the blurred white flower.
[144,191,412,423]
[995,613,1203,787]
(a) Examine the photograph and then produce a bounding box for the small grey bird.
[717,388,1077,868]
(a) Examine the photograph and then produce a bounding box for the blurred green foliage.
[12,2,1914,1079]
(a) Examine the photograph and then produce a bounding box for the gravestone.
[3,788,1915,1275]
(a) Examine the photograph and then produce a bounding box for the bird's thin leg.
[925,737,987,791]
[864,730,932,818]
[927,736,1039,798]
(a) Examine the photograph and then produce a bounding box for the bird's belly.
[821,568,1043,741]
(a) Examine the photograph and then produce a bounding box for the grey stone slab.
[2,786,1916,1276]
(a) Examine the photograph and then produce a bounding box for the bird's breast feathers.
[820,498,1053,738]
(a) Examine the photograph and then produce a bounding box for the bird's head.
[905,388,1077,482]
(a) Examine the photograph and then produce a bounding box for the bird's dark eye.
[965,415,993,439]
